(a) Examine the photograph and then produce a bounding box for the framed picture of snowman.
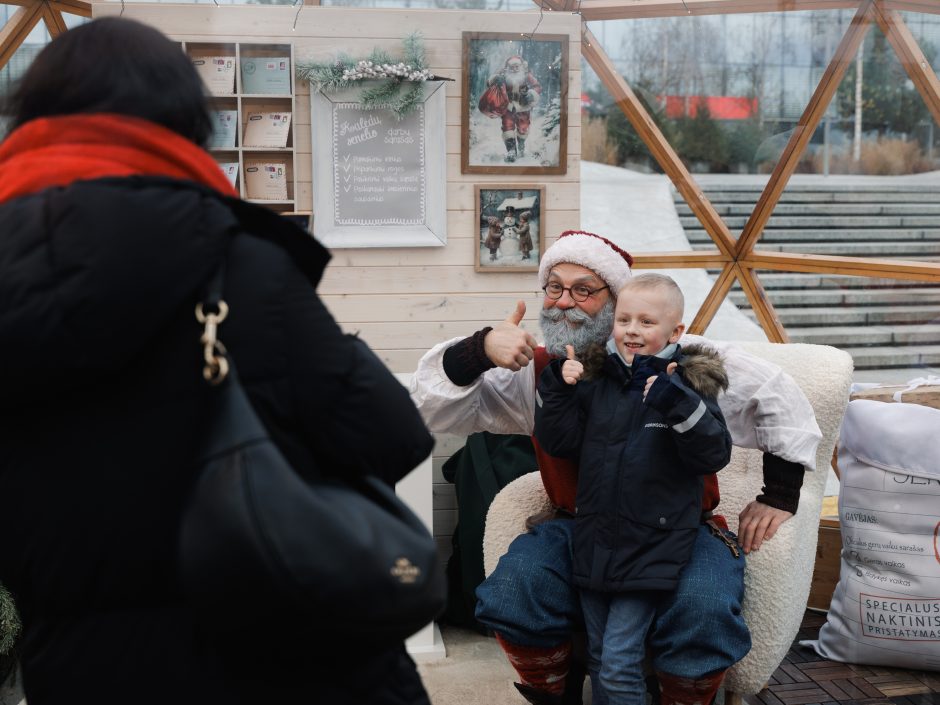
[474,185,545,273]
[462,32,568,175]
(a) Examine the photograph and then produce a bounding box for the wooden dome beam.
[0,3,43,69]
[875,4,940,127]
[0,0,90,72]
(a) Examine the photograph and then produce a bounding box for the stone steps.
[686,228,940,243]
[832,344,940,369]
[735,273,935,289]
[676,203,940,216]
[744,303,938,326]
[691,190,940,203]
[692,183,940,206]
[695,241,940,257]
[781,324,940,346]
[679,215,940,228]
[674,183,940,371]
[728,287,940,308]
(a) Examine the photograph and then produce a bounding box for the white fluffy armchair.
[482,342,853,699]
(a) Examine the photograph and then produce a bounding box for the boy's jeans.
[475,519,750,678]
[580,588,658,705]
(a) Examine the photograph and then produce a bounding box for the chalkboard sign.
[311,83,446,248]
[332,103,425,226]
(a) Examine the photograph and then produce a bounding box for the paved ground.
[3,613,936,704]
[418,612,940,705]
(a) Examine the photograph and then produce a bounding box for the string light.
[522,0,546,40]
[292,0,303,31]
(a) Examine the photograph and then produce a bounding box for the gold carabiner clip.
[196,301,230,385]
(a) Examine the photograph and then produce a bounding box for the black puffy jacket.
[0,175,433,705]
[534,344,732,593]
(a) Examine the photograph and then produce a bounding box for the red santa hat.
[538,230,634,295]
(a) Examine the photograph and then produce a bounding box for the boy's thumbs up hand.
[483,300,537,372]
[643,362,678,400]
[562,345,584,385]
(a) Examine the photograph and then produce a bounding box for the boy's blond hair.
[618,273,685,320]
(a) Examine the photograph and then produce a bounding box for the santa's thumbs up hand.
[483,300,537,372]
[507,300,526,326]
[562,345,584,385]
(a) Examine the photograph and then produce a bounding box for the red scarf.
[0,113,238,204]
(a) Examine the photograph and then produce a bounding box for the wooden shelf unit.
[182,40,298,214]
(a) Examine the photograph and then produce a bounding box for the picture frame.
[310,82,447,248]
[474,185,545,272]
[462,32,568,176]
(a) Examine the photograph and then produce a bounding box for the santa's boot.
[516,137,526,158]
[504,138,518,162]
[514,683,564,705]
[562,654,587,705]
[656,670,726,705]
[496,634,572,705]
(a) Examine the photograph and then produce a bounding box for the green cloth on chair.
[442,432,537,632]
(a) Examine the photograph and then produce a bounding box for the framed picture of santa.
[461,32,568,175]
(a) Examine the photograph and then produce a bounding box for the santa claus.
[485,55,542,162]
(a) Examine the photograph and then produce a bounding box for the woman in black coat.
[0,18,434,705]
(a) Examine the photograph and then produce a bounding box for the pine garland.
[296,33,450,119]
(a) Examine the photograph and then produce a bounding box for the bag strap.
[196,262,230,385]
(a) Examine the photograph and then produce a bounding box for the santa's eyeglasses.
[542,282,610,302]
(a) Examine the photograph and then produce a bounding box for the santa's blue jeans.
[475,519,751,679]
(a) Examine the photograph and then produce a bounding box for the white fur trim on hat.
[538,230,633,294]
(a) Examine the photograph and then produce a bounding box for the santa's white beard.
[505,70,526,92]
[540,299,615,358]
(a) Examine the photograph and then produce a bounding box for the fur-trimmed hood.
[678,343,729,399]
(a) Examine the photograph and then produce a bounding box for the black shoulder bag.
[178,263,445,648]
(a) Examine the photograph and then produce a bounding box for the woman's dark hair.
[2,17,212,147]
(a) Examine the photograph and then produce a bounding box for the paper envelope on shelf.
[192,56,235,95]
[208,110,238,149]
[242,111,292,148]
[244,161,288,201]
[216,162,239,189]
[240,57,291,95]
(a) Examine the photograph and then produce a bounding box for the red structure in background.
[663,95,758,120]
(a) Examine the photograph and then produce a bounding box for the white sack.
[804,398,940,672]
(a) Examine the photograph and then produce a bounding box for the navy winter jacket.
[534,344,732,593]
